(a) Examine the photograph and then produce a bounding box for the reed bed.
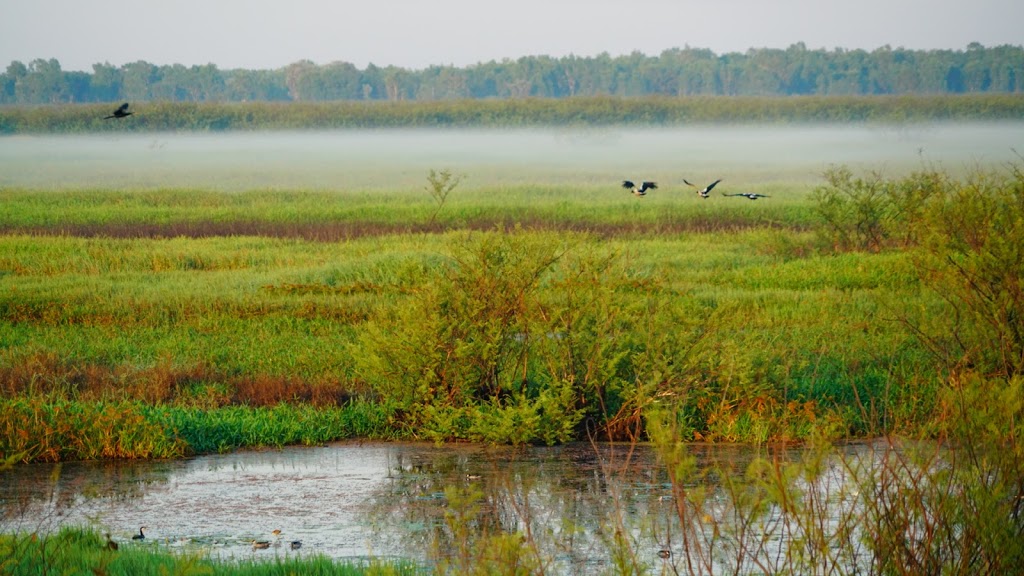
[4,95,1024,134]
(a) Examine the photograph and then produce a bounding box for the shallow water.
[0,441,872,571]
[1,123,1021,190]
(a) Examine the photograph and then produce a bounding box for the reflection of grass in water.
[394,430,1024,574]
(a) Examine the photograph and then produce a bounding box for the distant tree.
[225,68,289,101]
[2,44,1024,105]
[383,66,412,101]
[284,60,315,101]
[946,66,966,93]
[311,61,362,100]
[2,61,27,102]
[16,59,67,103]
[192,63,225,101]
[90,62,123,102]
[122,61,157,101]
[360,63,384,100]
[65,71,91,102]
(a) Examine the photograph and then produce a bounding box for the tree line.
[2,43,1022,105]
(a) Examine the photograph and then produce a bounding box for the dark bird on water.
[723,192,770,200]
[622,180,657,197]
[132,527,146,540]
[104,102,133,119]
[684,178,722,199]
[290,540,302,550]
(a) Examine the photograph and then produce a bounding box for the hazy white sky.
[2,0,1022,72]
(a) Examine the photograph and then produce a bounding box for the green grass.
[0,398,397,461]
[0,184,935,453]
[0,527,420,575]
[1,156,1021,454]
[0,185,819,236]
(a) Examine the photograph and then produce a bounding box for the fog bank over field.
[2,123,1021,192]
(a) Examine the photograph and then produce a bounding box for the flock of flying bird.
[623,178,769,200]
[105,102,769,201]
[102,526,302,552]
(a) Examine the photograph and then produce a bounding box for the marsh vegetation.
[1,123,1023,573]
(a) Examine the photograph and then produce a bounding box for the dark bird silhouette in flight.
[723,192,770,200]
[104,102,133,119]
[622,180,657,197]
[684,179,722,199]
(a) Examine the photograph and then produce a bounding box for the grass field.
[0,172,956,455]
[2,121,1023,573]
[2,124,1022,456]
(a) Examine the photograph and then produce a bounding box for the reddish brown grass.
[0,351,355,407]
[0,215,804,242]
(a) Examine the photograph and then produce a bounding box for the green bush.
[353,230,672,443]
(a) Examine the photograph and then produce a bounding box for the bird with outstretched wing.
[723,192,770,200]
[104,102,133,119]
[683,178,722,199]
[623,180,657,197]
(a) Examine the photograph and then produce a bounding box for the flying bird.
[723,193,770,200]
[104,102,133,119]
[684,179,722,199]
[622,180,657,197]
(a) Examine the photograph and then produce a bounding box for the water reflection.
[0,441,864,571]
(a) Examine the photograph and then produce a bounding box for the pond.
[0,440,876,573]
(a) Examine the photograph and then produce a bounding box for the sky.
[2,0,1022,72]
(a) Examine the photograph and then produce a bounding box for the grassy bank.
[0,527,418,575]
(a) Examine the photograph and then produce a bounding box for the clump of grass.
[0,398,398,462]
[0,397,188,462]
[0,351,360,408]
[0,526,420,575]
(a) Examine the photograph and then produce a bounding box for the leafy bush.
[353,230,685,443]
[811,166,943,252]
[907,164,1024,379]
